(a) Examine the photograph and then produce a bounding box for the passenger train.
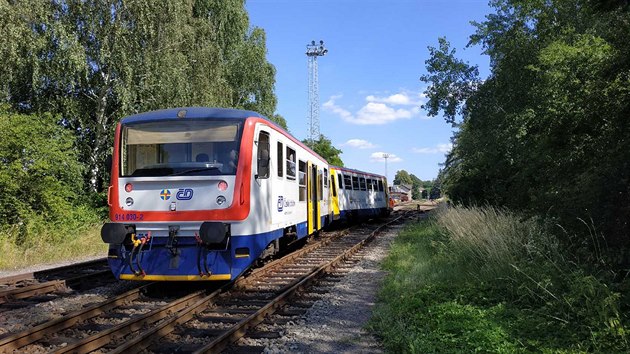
[101,107,390,281]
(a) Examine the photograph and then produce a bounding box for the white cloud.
[370,152,402,163]
[324,90,429,125]
[366,92,420,106]
[355,102,413,125]
[342,139,377,149]
[412,143,453,154]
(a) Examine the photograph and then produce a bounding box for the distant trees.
[394,169,435,200]
[421,0,630,250]
[393,170,413,185]
[0,0,278,192]
[304,135,344,167]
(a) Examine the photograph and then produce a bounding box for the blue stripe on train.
[108,221,309,280]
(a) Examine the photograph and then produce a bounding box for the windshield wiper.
[167,166,221,176]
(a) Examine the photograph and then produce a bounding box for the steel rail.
[107,215,403,353]
[0,270,112,305]
[195,215,402,354]
[0,284,150,352]
[0,258,108,286]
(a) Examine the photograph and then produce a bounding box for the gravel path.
[260,220,411,353]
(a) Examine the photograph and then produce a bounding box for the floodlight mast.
[306,40,328,145]
[383,153,391,182]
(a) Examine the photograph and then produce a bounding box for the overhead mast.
[306,40,328,146]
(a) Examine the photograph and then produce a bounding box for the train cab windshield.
[120,119,244,177]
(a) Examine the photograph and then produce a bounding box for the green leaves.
[0,0,279,192]
[0,107,84,226]
[422,0,630,251]
[303,135,344,167]
[420,37,480,126]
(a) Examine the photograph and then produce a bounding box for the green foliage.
[421,0,630,253]
[0,107,84,227]
[393,170,413,185]
[370,207,630,353]
[420,37,480,125]
[269,113,288,131]
[303,135,344,166]
[0,0,279,192]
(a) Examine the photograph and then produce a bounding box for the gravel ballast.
[259,221,410,353]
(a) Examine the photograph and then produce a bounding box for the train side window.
[286,147,296,180]
[256,131,270,179]
[323,168,328,188]
[378,180,384,191]
[344,174,352,190]
[338,173,343,190]
[366,178,373,191]
[277,142,283,177]
[331,177,337,197]
[318,169,323,200]
[359,177,367,191]
[352,176,359,190]
[298,160,306,201]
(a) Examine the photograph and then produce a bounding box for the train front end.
[101,108,253,281]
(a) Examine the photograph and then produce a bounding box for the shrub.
[0,106,84,227]
[370,206,629,352]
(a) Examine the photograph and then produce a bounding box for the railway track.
[0,258,114,311]
[0,212,412,353]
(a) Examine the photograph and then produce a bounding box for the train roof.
[330,165,387,180]
[120,107,266,124]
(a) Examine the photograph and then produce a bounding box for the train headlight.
[125,197,134,207]
[216,195,226,205]
[125,183,133,192]
[218,181,228,191]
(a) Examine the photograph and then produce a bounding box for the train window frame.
[256,130,270,179]
[277,141,283,178]
[359,177,367,191]
[366,178,373,191]
[298,160,307,202]
[344,174,353,190]
[338,173,343,190]
[378,180,384,191]
[352,176,359,190]
[331,176,337,197]
[317,169,323,200]
[286,146,296,180]
[323,168,328,188]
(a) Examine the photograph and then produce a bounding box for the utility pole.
[306,40,328,145]
[383,153,390,182]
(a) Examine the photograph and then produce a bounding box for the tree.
[303,135,344,166]
[393,170,413,185]
[0,0,278,193]
[270,113,288,131]
[421,0,630,250]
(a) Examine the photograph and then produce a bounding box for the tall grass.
[370,205,629,353]
[0,207,107,271]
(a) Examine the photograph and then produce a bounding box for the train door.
[330,170,340,220]
[255,129,271,228]
[307,161,320,234]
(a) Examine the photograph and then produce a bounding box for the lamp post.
[382,153,390,182]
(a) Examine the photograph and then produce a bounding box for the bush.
[370,206,629,353]
[0,106,85,227]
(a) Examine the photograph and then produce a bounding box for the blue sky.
[246,0,492,182]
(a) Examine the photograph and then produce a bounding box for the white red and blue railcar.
[101,107,389,281]
[330,166,390,222]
